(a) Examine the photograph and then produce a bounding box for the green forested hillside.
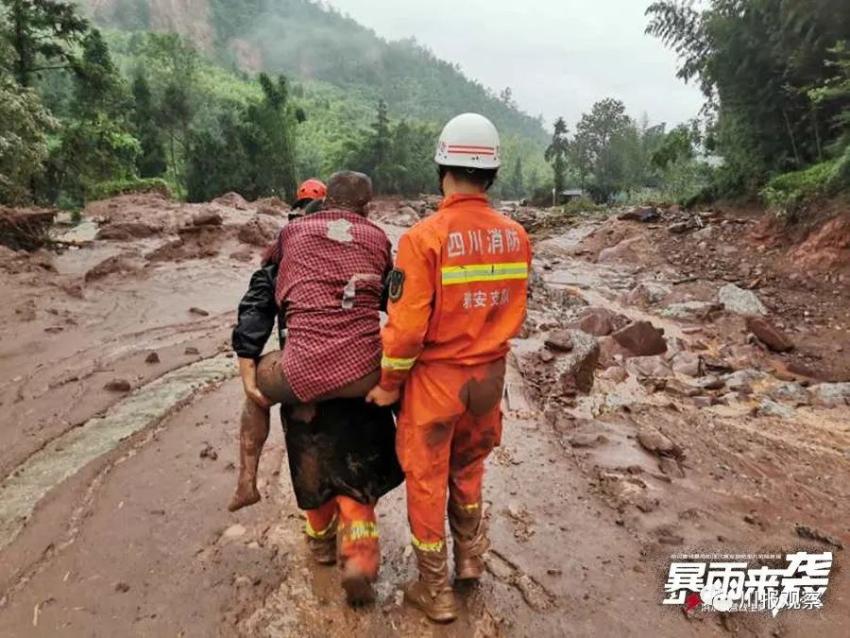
[0,0,549,208]
[83,0,547,143]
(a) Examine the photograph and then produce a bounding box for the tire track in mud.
[0,354,237,551]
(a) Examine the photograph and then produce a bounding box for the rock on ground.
[625,281,672,307]
[611,321,667,357]
[192,211,223,227]
[637,427,680,457]
[213,192,249,210]
[237,215,281,246]
[597,237,642,264]
[746,316,794,352]
[571,307,629,337]
[618,207,659,223]
[84,255,138,282]
[661,300,721,321]
[810,383,850,407]
[96,221,162,240]
[552,330,600,395]
[718,284,767,316]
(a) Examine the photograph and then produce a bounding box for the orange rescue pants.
[305,496,380,578]
[396,359,505,551]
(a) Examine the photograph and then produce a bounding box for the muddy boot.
[307,534,337,566]
[341,561,376,606]
[449,500,489,581]
[404,546,459,623]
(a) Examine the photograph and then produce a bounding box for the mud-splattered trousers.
[305,496,380,578]
[232,242,401,577]
[379,193,532,551]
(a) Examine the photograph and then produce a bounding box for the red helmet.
[296,178,327,202]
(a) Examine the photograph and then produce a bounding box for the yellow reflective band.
[460,502,480,511]
[342,521,379,542]
[305,514,337,540]
[441,262,529,286]
[381,354,417,371]
[411,535,444,552]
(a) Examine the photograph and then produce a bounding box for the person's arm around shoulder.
[232,250,281,408]
[366,226,438,406]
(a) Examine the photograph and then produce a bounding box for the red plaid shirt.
[275,209,391,402]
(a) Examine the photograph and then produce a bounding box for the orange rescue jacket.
[380,193,532,391]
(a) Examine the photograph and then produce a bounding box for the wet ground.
[0,196,848,636]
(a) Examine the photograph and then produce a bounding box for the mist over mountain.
[79,0,547,143]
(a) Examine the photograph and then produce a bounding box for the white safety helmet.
[434,113,501,170]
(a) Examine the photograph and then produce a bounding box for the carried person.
[230,172,403,605]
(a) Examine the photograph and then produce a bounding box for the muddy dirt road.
[0,195,848,636]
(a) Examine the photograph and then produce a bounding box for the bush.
[88,177,171,201]
[827,145,850,193]
[560,196,603,215]
[760,160,837,219]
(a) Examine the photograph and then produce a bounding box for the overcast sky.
[325,0,705,130]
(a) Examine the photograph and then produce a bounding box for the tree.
[0,76,55,204]
[72,29,127,120]
[54,115,140,202]
[1,0,88,86]
[647,0,850,194]
[508,156,524,199]
[186,73,300,202]
[573,98,633,201]
[544,117,569,199]
[39,26,141,204]
[369,99,391,192]
[158,81,193,188]
[131,71,167,178]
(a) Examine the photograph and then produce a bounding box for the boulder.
[670,351,701,377]
[393,206,419,227]
[611,321,668,357]
[597,237,642,264]
[544,330,574,353]
[553,330,600,395]
[756,399,794,419]
[625,355,673,379]
[661,300,722,321]
[254,196,290,216]
[618,206,659,223]
[810,383,850,407]
[718,284,767,316]
[84,254,137,282]
[571,307,629,337]
[237,215,281,246]
[213,192,249,210]
[192,211,223,227]
[768,382,810,406]
[724,369,767,393]
[668,222,691,234]
[626,281,672,306]
[96,221,162,240]
[746,316,794,352]
[637,427,680,457]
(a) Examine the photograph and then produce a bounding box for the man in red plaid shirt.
[230,171,402,605]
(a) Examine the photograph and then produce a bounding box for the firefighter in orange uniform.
[366,113,531,622]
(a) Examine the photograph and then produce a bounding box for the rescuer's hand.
[238,357,272,408]
[365,384,400,407]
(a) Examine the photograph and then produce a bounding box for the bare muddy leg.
[229,397,271,512]
[230,351,292,512]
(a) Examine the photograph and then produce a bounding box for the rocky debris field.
[0,194,847,637]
